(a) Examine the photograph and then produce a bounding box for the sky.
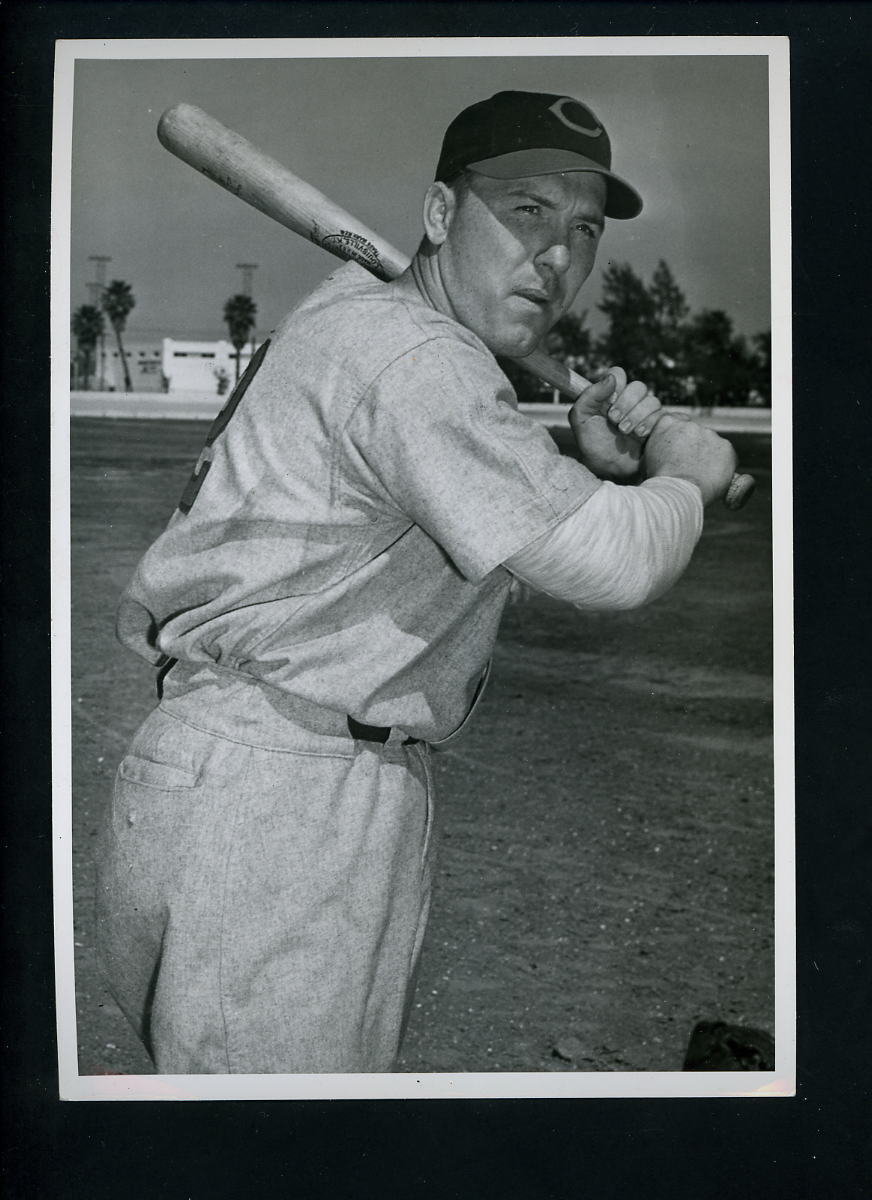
[66,44,772,348]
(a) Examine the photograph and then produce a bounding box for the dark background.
[3,2,870,1197]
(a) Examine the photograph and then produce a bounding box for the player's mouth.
[513,287,552,309]
[511,289,558,327]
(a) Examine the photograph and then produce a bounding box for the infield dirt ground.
[69,418,775,1077]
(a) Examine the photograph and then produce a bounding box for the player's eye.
[574,222,598,239]
[516,204,542,216]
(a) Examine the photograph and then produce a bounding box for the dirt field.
[70,417,774,1076]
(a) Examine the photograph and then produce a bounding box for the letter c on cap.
[549,98,603,138]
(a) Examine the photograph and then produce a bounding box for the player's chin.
[487,323,546,360]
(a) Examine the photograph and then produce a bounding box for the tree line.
[500,259,771,408]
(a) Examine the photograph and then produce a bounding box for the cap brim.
[467,148,643,219]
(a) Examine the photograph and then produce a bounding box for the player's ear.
[422,181,456,245]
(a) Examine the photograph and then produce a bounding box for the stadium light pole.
[88,255,112,389]
[236,262,258,358]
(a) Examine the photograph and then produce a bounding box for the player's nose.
[536,240,571,277]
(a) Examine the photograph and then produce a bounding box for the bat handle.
[518,349,756,510]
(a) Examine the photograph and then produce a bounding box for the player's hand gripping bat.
[157,103,755,510]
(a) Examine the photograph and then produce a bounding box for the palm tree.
[101,279,136,392]
[223,294,258,383]
[71,304,104,389]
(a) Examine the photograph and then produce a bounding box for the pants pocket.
[118,754,200,791]
[109,710,209,843]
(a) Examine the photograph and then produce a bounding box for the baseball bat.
[157,103,755,510]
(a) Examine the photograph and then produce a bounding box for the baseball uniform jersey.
[117,260,603,743]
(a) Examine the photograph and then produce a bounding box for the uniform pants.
[95,665,435,1074]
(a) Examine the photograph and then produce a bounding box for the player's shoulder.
[276,261,496,387]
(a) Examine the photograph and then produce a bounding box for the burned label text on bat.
[320,231,383,273]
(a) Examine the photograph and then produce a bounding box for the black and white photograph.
[52,36,793,1101]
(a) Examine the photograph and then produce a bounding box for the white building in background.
[99,338,166,392]
[93,336,263,394]
[162,337,263,393]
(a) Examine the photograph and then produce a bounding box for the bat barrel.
[157,103,410,281]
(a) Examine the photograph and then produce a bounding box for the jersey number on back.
[177,338,272,515]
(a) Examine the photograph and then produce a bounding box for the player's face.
[438,170,607,358]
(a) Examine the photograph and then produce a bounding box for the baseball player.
[96,90,737,1074]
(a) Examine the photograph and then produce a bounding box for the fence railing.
[69,391,773,435]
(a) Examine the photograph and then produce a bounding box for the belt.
[347,715,419,746]
[157,658,418,745]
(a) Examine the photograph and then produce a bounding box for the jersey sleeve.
[505,476,704,609]
[343,335,601,582]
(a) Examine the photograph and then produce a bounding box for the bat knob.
[723,472,756,510]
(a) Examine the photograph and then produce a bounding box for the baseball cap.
[435,90,643,219]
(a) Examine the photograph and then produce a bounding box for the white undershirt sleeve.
[504,477,704,611]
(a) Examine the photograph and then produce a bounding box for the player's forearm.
[504,477,703,610]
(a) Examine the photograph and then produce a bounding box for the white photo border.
[52,34,793,1102]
